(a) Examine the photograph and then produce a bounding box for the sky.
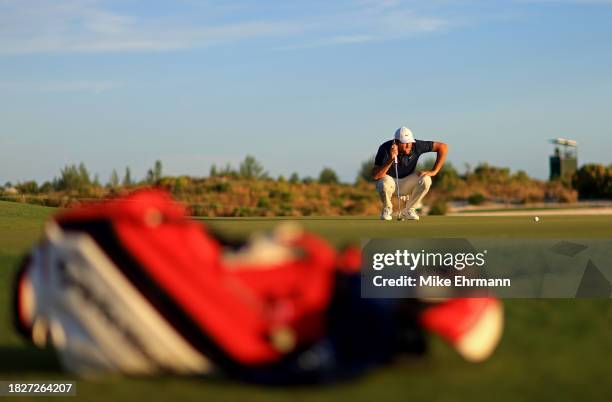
[1,0,611,184]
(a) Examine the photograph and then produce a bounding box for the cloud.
[0,0,303,54]
[0,0,452,55]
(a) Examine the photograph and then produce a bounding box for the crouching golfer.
[373,127,448,221]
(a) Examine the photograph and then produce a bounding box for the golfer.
[372,127,448,221]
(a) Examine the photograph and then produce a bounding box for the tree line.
[2,156,611,201]
[1,156,344,195]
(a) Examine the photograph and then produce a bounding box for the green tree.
[318,167,339,184]
[216,163,238,178]
[357,156,375,183]
[123,167,133,186]
[209,164,218,177]
[16,181,39,194]
[435,162,461,191]
[154,160,163,181]
[109,169,120,188]
[572,164,612,199]
[78,162,91,187]
[146,169,154,184]
[39,181,53,193]
[55,163,92,194]
[146,160,164,184]
[289,172,300,184]
[239,155,267,179]
[472,163,510,183]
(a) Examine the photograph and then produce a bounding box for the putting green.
[1,201,611,402]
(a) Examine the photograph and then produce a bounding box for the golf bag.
[13,190,503,382]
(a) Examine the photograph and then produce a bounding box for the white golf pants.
[376,173,432,210]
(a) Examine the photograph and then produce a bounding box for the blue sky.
[1,0,611,184]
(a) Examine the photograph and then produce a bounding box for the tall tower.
[549,138,578,181]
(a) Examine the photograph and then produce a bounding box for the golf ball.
[534,216,540,222]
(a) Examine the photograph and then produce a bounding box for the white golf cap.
[394,126,415,144]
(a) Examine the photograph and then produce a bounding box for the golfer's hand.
[418,170,436,178]
[390,144,399,162]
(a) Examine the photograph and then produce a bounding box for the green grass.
[1,201,611,401]
[456,205,610,213]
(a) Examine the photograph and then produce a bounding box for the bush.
[289,172,300,184]
[435,163,461,192]
[54,162,93,194]
[357,157,375,183]
[190,204,204,216]
[468,192,487,205]
[572,164,612,199]
[170,176,191,194]
[39,181,53,193]
[276,203,294,216]
[471,163,510,183]
[257,197,270,208]
[428,200,448,216]
[232,206,254,217]
[239,155,268,179]
[545,181,577,203]
[348,192,373,202]
[330,198,343,208]
[16,181,38,194]
[269,189,293,202]
[346,200,367,214]
[299,205,314,215]
[209,181,231,193]
[319,167,339,184]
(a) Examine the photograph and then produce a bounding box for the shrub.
[428,200,448,215]
[545,181,578,203]
[39,181,53,193]
[471,163,510,183]
[346,200,367,214]
[54,162,93,194]
[357,157,375,183]
[467,192,487,205]
[572,164,612,199]
[232,206,254,217]
[289,172,300,184]
[269,189,293,202]
[16,181,39,194]
[318,167,339,184]
[299,205,314,215]
[190,204,204,216]
[239,155,267,179]
[330,198,343,208]
[435,163,461,192]
[348,192,372,202]
[276,203,293,216]
[257,197,270,208]
[209,181,231,193]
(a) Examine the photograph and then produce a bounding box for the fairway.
[1,201,611,402]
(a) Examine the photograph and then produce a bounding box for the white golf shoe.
[400,208,420,221]
[380,207,393,221]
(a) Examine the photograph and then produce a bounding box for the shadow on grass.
[0,345,61,373]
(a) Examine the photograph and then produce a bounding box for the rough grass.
[1,201,611,401]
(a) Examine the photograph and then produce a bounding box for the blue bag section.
[238,272,426,385]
